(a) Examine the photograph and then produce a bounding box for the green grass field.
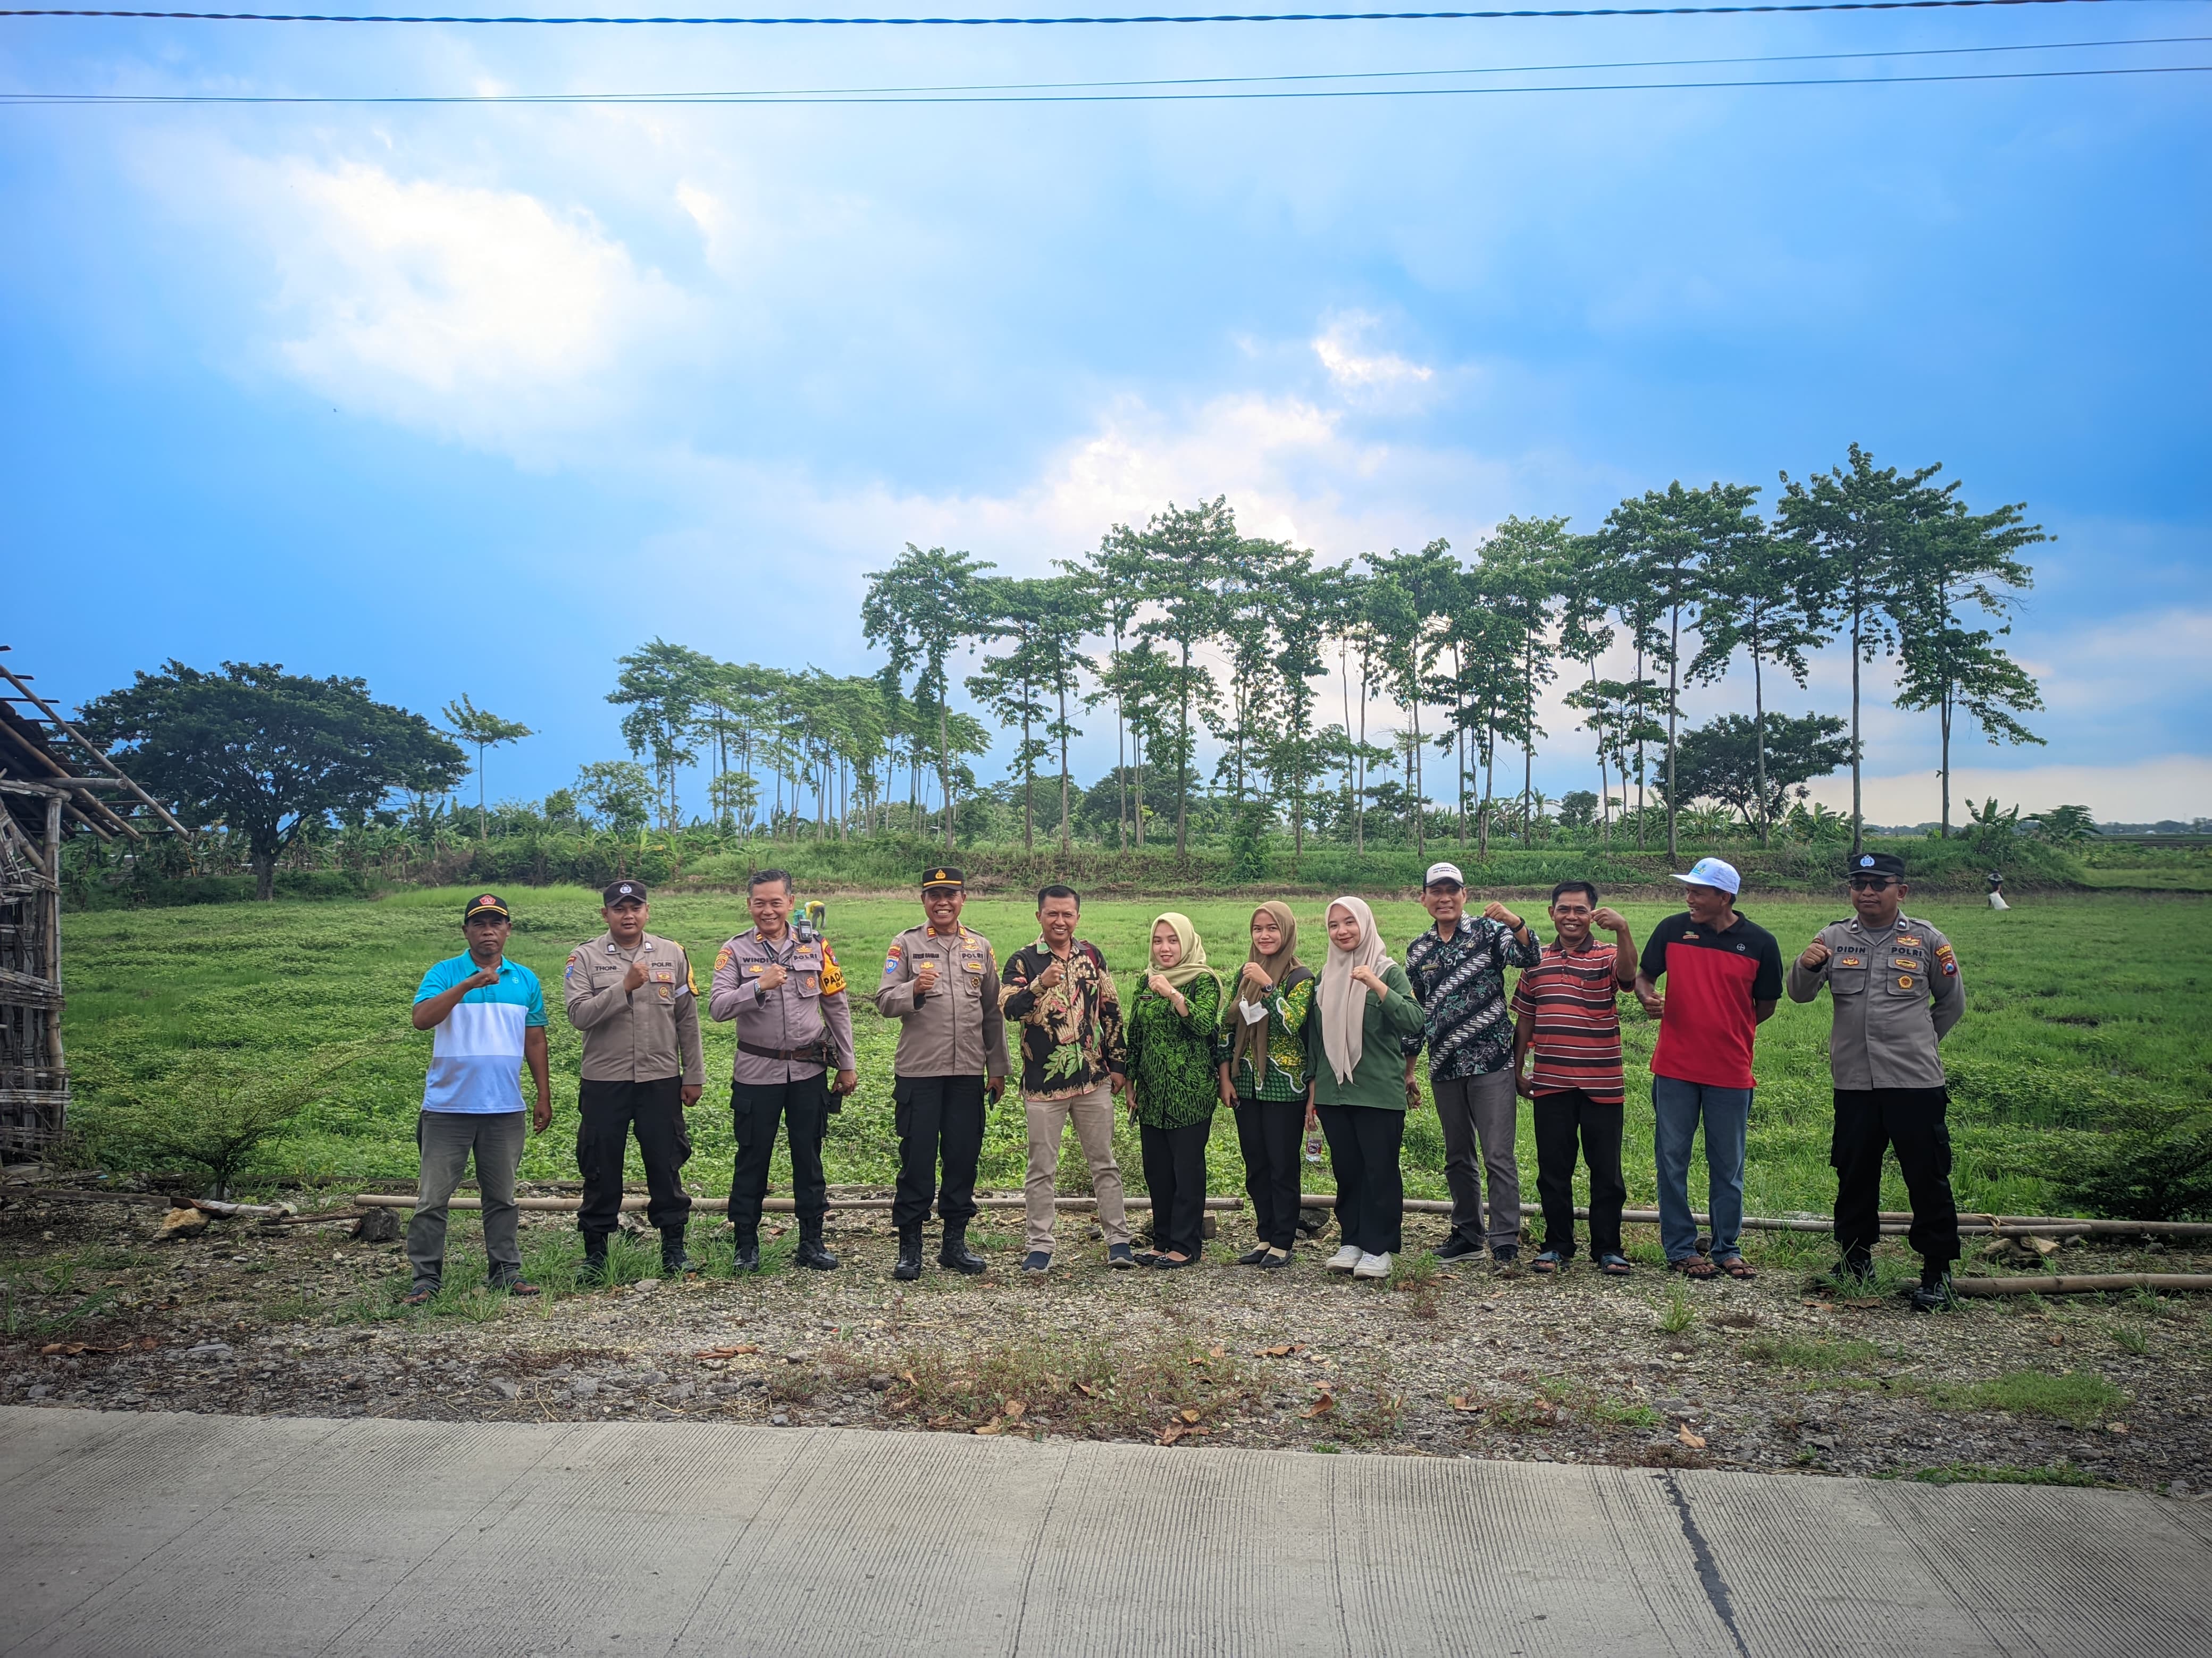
[56,886,2212,1222]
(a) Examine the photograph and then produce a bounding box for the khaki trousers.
[1023,1081,1131,1251]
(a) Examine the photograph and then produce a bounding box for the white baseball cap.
[1670,857,1741,896]
[1423,861,1466,888]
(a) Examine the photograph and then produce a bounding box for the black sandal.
[1670,1255,1717,1280]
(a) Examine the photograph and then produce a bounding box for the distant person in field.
[1401,860,1541,1268]
[405,893,549,1307]
[563,880,706,1283]
[1219,900,1317,1270]
[1788,851,1966,1312]
[998,883,1135,1276]
[1633,857,1784,1282]
[1512,882,1638,1276]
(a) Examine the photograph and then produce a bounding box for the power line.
[4,30,2198,97]
[0,0,2193,26]
[5,60,2204,96]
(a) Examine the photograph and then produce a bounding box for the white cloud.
[1311,311,1435,402]
[194,152,692,458]
[1803,755,2212,826]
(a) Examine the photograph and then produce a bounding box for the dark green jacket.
[1306,961,1426,1111]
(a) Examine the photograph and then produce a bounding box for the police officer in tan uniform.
[876,868,1008,1281]
[564,879,706,1281]
[709,869,857,1274]
[1787,851,1966,1310]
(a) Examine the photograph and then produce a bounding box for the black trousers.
[1531,1089,1627,1259]
[576,1076,691,1238]
[893,1075,986,1231]
[1139,1118,1213,1258]
[1233,1097,1306,1250]
[1833,1087,1959,1267]
[730,1078,830,1240]
[1318,1104,1404,1256]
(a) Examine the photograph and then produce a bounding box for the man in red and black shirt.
[1633,857,1783,1280]
[1512,881,1638,1275]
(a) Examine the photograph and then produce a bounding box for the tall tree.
[1071,536,1149,852]
[1660,712,1851,829]
[608,639,713,828]
[1689,520,1828,845]
[80,661,465,900]
[1479,518,1568,846]
[1112,498,1237,857]
[1369,541,1457,859]
[1778,445,1956,854]
[1891,494,2047,838]
[966,576,1055,853]
[862,543,994,853]
[1602,482,1754,861]
[440,694,533,843]
[1268,551,1345,868]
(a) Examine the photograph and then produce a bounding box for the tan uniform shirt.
[563,930,706,1085]
[874,923,1009,1079]
[708,927,857,1085]
[1785,912,1963,1091]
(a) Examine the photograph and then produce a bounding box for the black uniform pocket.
[729,1085,752,1151]
[892,1076,913,1140]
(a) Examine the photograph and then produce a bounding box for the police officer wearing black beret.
[1787,852,1967,1310]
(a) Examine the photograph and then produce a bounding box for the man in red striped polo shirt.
[1511,881,1638,1275]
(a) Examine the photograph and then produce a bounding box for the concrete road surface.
[3,1406,2208,1656]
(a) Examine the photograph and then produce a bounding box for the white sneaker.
[1353,1251,1392,1280]
[1325,1244,1362,1272]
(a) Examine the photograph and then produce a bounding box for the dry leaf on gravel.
[1075,1381,1099,1397]
[1003,1399,1026,1420]
[1447,1396,1484,1413]
[1258,1343,1304,1358]
[1301,1392,1336,1420]
[694,1344,760,1359]
[975,1419,1003,1436]
[1677,1424,1707,1449]
[1179,1408,1201,1424]
[40,1337,156,1356]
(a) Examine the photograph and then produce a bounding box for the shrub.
[2045,1102,2212,1221]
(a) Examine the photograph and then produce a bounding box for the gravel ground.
[5,1183,2209,1497]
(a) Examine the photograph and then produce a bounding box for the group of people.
[402,848,1969,1312]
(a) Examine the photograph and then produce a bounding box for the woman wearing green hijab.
[1219,900,1315,1268]
[1124,912,1225,1268]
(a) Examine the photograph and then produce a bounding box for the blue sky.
[9,5,2210,824]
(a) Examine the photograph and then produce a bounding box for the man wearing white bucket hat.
[1631,857,1784,1282]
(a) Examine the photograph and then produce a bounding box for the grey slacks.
[1431,1068,1521,1252]
[407,1109,526,1291]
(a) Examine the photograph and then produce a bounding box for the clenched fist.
[1239,962,1274,995]
[1590,906,1628,934]
[1033,960,1065,991]
[914,960,939,994]
[1798,939,1833,971]
[1482,901,1525,930]
[755,963,789,993]
[623,960,649,992]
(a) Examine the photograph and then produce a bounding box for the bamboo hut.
[0,651,181,1162]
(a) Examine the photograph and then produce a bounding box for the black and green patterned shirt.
[1125,973,1224,1131]
[1221,974,1314,1103]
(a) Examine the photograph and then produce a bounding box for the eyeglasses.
[1846,877,1898,891]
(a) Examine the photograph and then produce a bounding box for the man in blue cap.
[1788,850,1966,1310]
[1633,857,1784,1282]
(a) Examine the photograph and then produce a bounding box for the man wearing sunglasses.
[1788,851,1966,1311]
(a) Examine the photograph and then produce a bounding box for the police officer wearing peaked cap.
[876,868,1009,1281]
[564,879,707,1281]
[1787,851,1966,1310]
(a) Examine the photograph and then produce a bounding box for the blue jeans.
[1652,1076,1754,1263]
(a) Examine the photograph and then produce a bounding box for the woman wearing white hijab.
[1306,896,1427,1280]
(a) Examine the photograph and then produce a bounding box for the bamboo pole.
[1950,1274,2212,1296]
[355,1194,1244,1214]
[0,659,186,835]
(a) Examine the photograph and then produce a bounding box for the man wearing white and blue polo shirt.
[405,891,552,1306]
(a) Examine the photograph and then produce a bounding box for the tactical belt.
[739,1040,832,1066]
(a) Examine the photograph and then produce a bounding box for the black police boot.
[894,1226,925,1282]
[939,1225,987,1275]
[1908,1264,1956,1314]
[794,1226,840,1272]
[580,1234,610,1285]
[661,1227,697,1277]
[1838,1250,1876,1292]
[731,1235,761,1275]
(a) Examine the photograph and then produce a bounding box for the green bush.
[2045,1102,2212,1221]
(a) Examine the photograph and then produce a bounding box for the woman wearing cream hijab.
[1125,912,1225,1267]
[1307,897,1427,1280]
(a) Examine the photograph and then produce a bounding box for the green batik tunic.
[1125,973,1224,1131]
[1221,976,1314,1104]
